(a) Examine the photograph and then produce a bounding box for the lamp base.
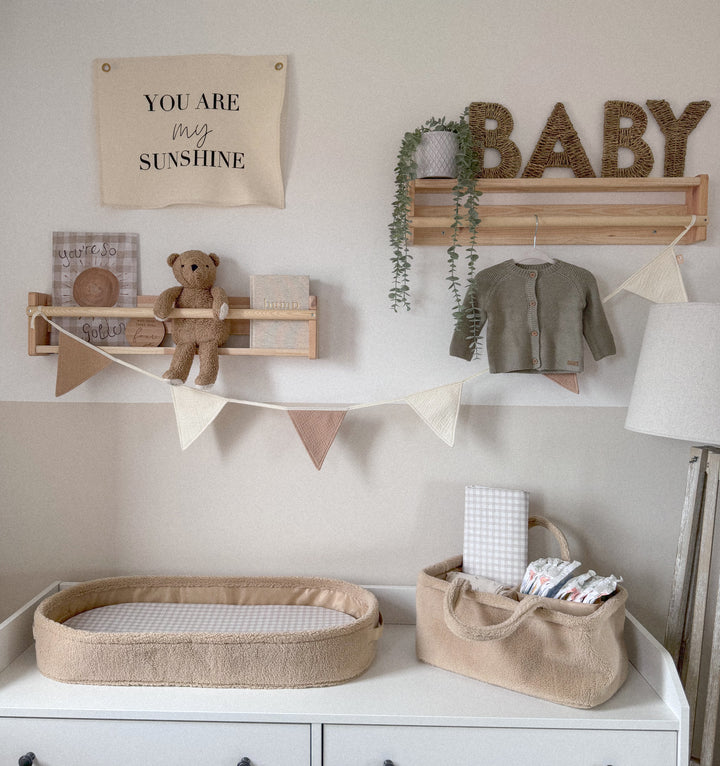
[665,445,720,766]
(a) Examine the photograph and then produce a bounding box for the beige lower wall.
[0,401,688,638]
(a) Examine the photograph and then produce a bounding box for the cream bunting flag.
[55,331,113,396]
[602,245,688,304]
[171,385,228,450]
[603,216,694,304]
[288,410,347,470]
[405,381,463,447]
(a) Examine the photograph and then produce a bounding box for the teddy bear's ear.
[167,253,180,266]
[208,252,220,266]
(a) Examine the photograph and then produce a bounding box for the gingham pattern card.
[51,231,138,345]
[64,602,356,634]
[463,485,529,586]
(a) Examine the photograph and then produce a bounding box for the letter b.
[469,102,522,178]
[601,101,654,177]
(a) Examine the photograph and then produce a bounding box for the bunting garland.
[32,224,686,468]
[33,311,489,466]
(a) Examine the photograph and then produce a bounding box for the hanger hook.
[533,214,539,248]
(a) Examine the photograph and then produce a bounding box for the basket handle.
[528,515,571,560]
[443,578,545,642]
[442,515,570,642]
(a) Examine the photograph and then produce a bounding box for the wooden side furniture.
[0,583,689,766]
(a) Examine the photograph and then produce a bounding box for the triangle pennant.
[288,410,346,470]
[171,385,228,450]
[405,381,463,446]
[603,246,688,304]
[56,332,113,396]
[543,372,579,394]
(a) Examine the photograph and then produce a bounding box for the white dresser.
[0,583,688,766]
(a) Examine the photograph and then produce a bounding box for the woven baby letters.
[522,103,596,178]
[601,101,654,178]
[416,518,628,708]
[469,102,522,178]
[646,99,710,177]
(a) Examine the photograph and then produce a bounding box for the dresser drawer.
[323,723,676,766]
[1,717,310,766]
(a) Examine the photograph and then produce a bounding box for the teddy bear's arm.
[153,286,184,321]
[210,286,230,320]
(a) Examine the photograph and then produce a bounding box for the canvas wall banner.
[94,54,287,208]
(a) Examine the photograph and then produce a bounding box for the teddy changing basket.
[33,575,382,688]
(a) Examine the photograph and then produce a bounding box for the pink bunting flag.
[288,410,347,470]
[56,331,113,396]
[543,372,579,394]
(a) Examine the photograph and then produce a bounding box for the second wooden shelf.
[27,293,318,359]
[409,175,709,246]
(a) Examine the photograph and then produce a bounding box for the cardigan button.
[529,272,537,278]
[532,358,539,364]
[530,300,536,307]
[531,331,538,336]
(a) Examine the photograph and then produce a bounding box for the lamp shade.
[625,303,720,446]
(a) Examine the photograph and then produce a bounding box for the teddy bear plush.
[153,250,231,388]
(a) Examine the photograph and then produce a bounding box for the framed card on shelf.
[51,232,138,345]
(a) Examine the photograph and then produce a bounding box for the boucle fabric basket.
[416,517,628,709]
[34,575,382,688]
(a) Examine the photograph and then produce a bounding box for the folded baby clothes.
[446,570,516,596]
[463,485,529,586]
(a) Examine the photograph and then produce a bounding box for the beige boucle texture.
[416,555,628,709]
[33,576,382,688]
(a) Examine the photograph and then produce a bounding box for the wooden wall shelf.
[27,293,318,359]
[409,174,709,246]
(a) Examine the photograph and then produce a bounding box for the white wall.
[2,1,720,753]
[4,0,719,406]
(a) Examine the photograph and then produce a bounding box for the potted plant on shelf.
[388,108,482,331]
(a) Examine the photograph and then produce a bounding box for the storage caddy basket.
[416,516,628,708]
[34,575,382,688]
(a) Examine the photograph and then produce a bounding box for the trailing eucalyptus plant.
[388,109,483,355]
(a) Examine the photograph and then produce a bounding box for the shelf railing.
[27,293,318,358]
[409,175,709,246]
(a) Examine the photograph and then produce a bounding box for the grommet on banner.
[101,62,111,72]
[275,62,284,70]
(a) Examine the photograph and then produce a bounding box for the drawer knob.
[18,755,36,766]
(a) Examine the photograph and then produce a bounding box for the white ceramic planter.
[414,131,459,178]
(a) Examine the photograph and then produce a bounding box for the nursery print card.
[94,55,287,208]
[51,231,138,346]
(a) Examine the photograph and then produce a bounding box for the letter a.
[647,100,710,176]
[468,102,522,178]
[601,101,654,177]
[522,103,596,178]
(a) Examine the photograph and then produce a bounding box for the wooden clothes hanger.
[514,215,555,265]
